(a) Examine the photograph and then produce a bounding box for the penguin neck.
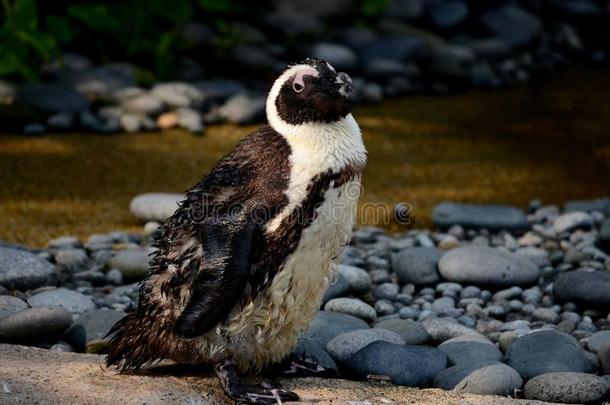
[267,111,367,174]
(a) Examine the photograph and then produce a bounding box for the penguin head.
[267,58,355,127]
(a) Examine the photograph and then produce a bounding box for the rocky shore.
[1,196,610,403]
[2,0,609,134]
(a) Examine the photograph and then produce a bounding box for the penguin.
[105,58,367,404]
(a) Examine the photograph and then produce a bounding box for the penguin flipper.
[174,212,260,338]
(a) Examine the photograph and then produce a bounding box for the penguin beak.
[336,72,354,98]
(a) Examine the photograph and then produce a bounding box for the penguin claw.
[231,384,299,404]
[214,359,299,404]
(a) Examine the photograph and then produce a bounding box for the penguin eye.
[292,81,304,93]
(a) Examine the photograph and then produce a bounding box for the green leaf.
[46,15,74,44]
[67,4,120,33]
[0,44,38,80]
[11,0,38,30]
[361,0,388,17]
[149,0,193,23]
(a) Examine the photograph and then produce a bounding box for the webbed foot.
[214,359,299,404]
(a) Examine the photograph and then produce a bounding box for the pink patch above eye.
[293,66,319,91]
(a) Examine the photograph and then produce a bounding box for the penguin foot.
[279,354,337,378]
[214,359,299,404]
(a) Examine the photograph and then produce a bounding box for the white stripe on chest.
[223,176,361,370]
[265,113,366,233]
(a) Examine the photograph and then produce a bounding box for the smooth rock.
[392,247,442,285]
[322,274,350,303]
[324,298,377,323]
[481,4,542,47]
[107,250,150,281]
[18,82,89,113]
[0,296,29,319]
[454,363,523,396]
[439,336,502,366]
[374,319,429,345]
[358,37,424,62]
[54,248,88,271]
[120,92,163,115]
[48,236,80,250]
[505,330,587,380]
[421,317,485,343]
[0,247,57,290]
[326,329,405,362]
[438,246,539,286]
[0,306,72,341]
[304,311,369,347]
[373,283,399,301]
[598,341,610,374]
[554,271,610,306]
[433,363,497,390]
[345,341,447,387]
[553,212,593,233]
[219,94,266,124]
[588,330,610,353]
[337,264,371,294]
[564,198,610,215]
[432,203,528,231]
[151,82,204,108]
[28,288,95,314]
[524,372,609,404]
[176,107,204,133]
[129,193,183,222]
[311,43,358,71]
[428,1,469,29]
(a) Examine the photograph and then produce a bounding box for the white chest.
[224,177,361,369]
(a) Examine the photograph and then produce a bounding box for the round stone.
[322,274,350,303]
[344,341,447,387]
[0,296,29,319]
[532,308,559,324]
[28,288,95,314]
[106,250,150,281]
[454,363,523,396]
[524,372,609,404]
[0,306,72,342]
[438,246,539,286]
[129,193,183,222]
[432,202,528,231]
[421,317,485,343]
[553,212,593,233]
[505,330,587,380]
[304,311,369,347]
[392,247,443,285]
[439,335,502,366]
[337,264,371,294]
[554,271,610,306]
[0,247,57,290]
[311,43,358,71]
[326,329,405,362]
[324,298,377,323]
[374,319,430,345]
[373,283,399,301]
[587,330,610,353]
